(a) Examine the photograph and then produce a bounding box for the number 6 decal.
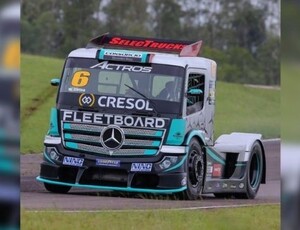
[71,71,90,87]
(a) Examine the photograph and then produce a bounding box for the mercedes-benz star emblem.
[100,125,125,150]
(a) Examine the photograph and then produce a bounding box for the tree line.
[22,0,280,85]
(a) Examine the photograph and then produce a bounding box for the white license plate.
[63,156,84,167]
[131,163,152,172]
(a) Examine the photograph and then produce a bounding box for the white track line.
[263,138,280,142]
[26,203,279,213]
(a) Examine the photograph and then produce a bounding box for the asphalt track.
[21,139,280,210]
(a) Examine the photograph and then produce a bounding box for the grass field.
[21,54,280,153]
[281,61,300,142]
[21,205,280,230]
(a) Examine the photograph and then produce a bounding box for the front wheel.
[180,138,205,200]
[44,182,71,194]
[236,141,263,199]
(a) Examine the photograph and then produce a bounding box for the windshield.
[58,58,185,115]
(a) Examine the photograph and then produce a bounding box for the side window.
[186,73,204,115]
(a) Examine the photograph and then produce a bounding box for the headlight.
[45,147,59,161]
[158,156,178,170]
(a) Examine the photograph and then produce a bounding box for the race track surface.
[21,140,280,210]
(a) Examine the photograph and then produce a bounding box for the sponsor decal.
[206,165,213,174]
[208,80,215,105]
[109,37,187,51]
[181,176,187,186]
[100,125,125,150]
[71,70,90,87]
[91,61,152,73]
[212,164,222,177]
[100,49,147,63]
[207,186,213,190]
[131,163,153,172]
[96,158,121,167]
[62,110,167,128]
[222,183,228,189]
[230,184,237,189]
[68,87,86,93]
[98,96,153,111]
[63,156,84,167]
[79,93,95,107]
[104,50,143,58]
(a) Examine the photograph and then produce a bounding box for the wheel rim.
[249,148,261,188]
[188,149,203,188]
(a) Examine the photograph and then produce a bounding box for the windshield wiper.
[124,84,160,116]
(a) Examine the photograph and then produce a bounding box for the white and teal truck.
[37,34,266,200]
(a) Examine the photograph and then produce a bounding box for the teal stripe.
[65,142,78,150]
[151,141,160,147]
[0,146,5,155]
[98,49,105,59]
[144,149,157,155]
[99,49,148,63]
[185,130,206,146]
[164,155,187,173]
[63,123,71,130]
[64,133,72,139]
[141,53,147,63]
[235,163,246,167]
[37,177,187,194]
[206,148,225,165]
[155,131,163,137]
[0,159,16,173]
[48,108,59,136]
[166,119,186,145]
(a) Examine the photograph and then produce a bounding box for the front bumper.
[38,140,188,194]
[38,160,187,194]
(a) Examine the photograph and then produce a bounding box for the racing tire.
[235,141,263,199]
[180,138,205,200]
[44,182,71,194]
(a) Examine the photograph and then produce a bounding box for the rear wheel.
[181,138,205,200]
[44,182,71,194]
[236,141,263,199]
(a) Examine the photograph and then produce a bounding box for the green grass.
[21,54,63,153]
[21,54,63,117]
[215,83,280,139]
[21,54,280,153]
[281,61,300,142]
[21,205,280,230]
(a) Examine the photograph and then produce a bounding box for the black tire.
[44,182,71,194]
[180,138,205,200]
[235,141,263,199]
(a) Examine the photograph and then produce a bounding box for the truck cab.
[38,34,266,200]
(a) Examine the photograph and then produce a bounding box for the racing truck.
[37,33,266,200]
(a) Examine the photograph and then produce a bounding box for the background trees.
[21,0,280,85]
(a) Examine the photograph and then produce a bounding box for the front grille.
[79,167,128,187]
[61,122,165,156]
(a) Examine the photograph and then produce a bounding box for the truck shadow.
[67,190,221,201]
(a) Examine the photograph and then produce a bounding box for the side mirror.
[187,88,203,95]
[50,78,60,86]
